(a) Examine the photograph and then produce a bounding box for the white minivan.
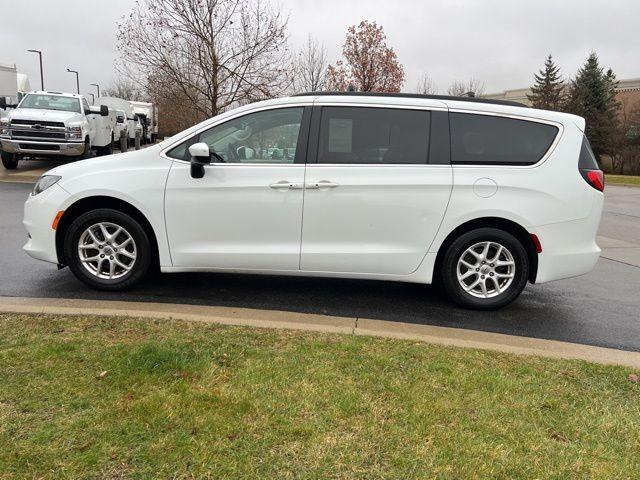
[22,93,604,309]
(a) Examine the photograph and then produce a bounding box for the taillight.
[580,169,604,192]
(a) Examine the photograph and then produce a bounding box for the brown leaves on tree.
[326,20,404,93]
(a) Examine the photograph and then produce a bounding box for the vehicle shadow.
[127,270,559,334]
[18,264,639,351]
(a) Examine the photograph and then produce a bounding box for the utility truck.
[96,97,138,147]
[0,91,116,169]
[130,100,158,143]
[0,64,30,113]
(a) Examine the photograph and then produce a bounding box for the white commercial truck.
[0,64,30,113]
[130,100,158,144]
[0,91,116,169]
[96,97,138,147]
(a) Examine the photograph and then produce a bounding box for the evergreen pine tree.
[527,54,565,110]
[564,53,621,158]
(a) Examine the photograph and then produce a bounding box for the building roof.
[483,77,640,105]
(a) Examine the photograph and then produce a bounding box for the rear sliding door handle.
[269,181,303,190]
[306,180,340,189]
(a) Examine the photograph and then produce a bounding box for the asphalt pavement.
[1,179,639,351]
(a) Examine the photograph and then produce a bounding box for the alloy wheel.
[77,222,137,279]
[456,241,516,298]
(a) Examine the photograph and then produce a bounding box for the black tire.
[77,138,91,160]
[97,133,114,156]
[1,150,18,169]
[119,132,128,152]
[64,209,151,291]
[440,228,529,310]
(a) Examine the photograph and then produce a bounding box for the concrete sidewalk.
[0,159,64,183]
[2,296,639,369]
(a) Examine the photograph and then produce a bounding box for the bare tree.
[447,78,485,97]
[116,0,291,120]
[416,73,437,95]
[103,78,146,101]
[326,20,404,93]
[293,35,327,93]
[146,69,206,136]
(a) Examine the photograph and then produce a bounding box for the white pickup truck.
[0,91,116,169]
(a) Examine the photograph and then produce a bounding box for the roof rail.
[294,91,528,108]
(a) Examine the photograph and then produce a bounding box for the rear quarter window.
[450,113,559,165]
[578,136,600,169]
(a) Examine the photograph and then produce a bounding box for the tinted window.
[168,107,304,164]
[317,107,430,164]
[578,136,600,169]
[450,113,558,165]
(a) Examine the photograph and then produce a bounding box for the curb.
[1,296,639,369]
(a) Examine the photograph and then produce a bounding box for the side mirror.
[189,142,211,179]
[0,97,6,108]
[87,105,109,116]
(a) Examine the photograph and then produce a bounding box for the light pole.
[66,68,79,94]
[27,49,44,90]
[90,83,100,98]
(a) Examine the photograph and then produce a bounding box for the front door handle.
[269,181,303,190]
[306,180,340,189]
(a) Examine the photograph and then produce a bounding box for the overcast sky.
[1,0,638,99]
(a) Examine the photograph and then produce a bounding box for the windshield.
[19,94,81,113]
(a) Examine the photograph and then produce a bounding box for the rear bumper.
[1,138,85,157]
[23,184,71,264]
[531,195,603,283]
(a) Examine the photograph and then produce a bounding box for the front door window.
[168,107,304,164]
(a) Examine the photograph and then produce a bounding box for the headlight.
[32,175,62,196]
[0,118,9,136]
[67,125,82,140]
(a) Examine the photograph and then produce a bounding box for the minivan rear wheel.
[441,228,529,310]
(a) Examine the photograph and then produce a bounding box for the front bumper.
[23,183,72,264]
[1,138,85,157]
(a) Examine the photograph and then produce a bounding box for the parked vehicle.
[95,97,137,146]
[130,100,158,144]
[113,109,128,150]
[0,63,30,109]
[1,91,116,169]
[22,93,604,309]
[134,116,143,143]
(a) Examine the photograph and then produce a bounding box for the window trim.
[309,104,437,166]
[161,104,314,167]
[448,108,564,169]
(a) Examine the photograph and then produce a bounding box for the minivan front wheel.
[441,228,529,310]
[64,209,151,290]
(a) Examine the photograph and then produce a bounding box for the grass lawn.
[1,314,639,479]
[606,174,640,186]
